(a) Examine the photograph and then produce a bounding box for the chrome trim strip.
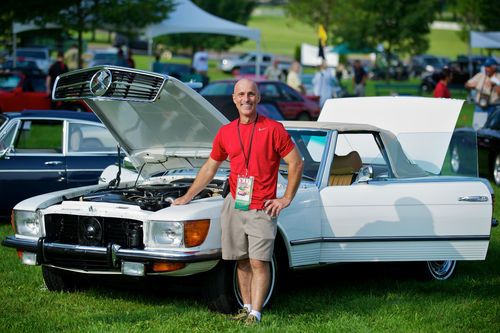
[67,169,105,172]
[458,196,489,202]
[290,235,490,246]
[0,169,65,173]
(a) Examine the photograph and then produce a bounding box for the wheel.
[450,145,461,173]
[204,255,278,314]
[42,266,80,291]
[297,112,311,121]
[492,153,500,186]
[425,260,456,280]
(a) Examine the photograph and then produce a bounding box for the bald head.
[232,78,260,123]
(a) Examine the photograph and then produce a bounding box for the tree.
[156,0,257,58]
[451,0,500,46]
[2,0,173,68]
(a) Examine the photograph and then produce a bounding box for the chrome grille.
[53,66,166,102]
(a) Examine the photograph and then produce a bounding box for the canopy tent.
[470,31,500,49]
[144,0,262,74]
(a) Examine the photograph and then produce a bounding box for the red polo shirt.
[210,115,295,209]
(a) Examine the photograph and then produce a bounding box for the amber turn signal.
[151,262,185,272]
[184,219,210,247]
[10,210,16,233]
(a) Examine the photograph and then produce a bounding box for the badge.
[235,175,254,211]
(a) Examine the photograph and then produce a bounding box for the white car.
[3,66,495,314]
[14,48,51,73]
[219,51,290,74]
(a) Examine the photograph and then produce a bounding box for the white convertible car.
[3,67,496,313]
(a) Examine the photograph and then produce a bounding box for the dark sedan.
[0,111,120,216]
[200,79,320,120]
[449,110,500,185]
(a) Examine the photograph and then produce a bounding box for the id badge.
[235,175,254,211]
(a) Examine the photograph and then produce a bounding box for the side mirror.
[355,165,373,183]
[0,145,12,159]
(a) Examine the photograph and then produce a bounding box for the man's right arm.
[172,157,223,205]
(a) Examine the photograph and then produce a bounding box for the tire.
[450,145,461,173]
[492,153,500,186]
[297,112,311,121]
[42,266,80,291]
[204,255,278,314]
[424,260,457,281]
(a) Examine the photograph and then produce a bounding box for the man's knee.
[237,258,251,271]
[249,259,269,272]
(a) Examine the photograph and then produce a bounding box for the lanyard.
[237,115,258,174]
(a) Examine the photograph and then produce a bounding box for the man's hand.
[172,195,192,206]
[263,197,291,218]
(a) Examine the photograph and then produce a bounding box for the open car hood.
[319,97,464,174]
[53,66,229,178]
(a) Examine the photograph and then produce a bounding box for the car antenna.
[108,144,122,188]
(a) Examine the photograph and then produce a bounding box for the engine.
[76,179,223,211]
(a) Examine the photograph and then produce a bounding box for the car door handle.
[458,196,489,202]
[45,161,63,166]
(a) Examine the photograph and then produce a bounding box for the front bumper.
[2,235,221,269]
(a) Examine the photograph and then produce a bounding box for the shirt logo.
[89,69,112,96]
[258,127,267,132]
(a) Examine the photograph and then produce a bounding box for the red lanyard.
[237,115,258,174]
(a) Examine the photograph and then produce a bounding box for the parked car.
[0,69,89,112]
[13,48,51,73]
[0,59,41,71]
[409,54,449,78]
[0,110,120,217]
[84,49,119,67]
[232,64,268,80]
[420,55,490,93]
[2,67,495,314]
[200,80,320,120]
[219,52,290,74]
[449,110,500,185]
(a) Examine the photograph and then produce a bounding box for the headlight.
[148,219,210,248]
[15,210,41,237]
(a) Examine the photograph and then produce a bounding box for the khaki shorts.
[220,195,277,262]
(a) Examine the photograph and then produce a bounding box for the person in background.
[433,67,452,98]
[127,50,135,68]
[312,60,333,108]
[264,60,282,81]
[193,47,209,76]
[46,51,68,107]
[152,54,163,73]
[465,57,500,115]
[352,60,367,97]
[116,48,128,67]
[64,44,78,71]
[287,61,305,94]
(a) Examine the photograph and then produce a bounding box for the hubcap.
[451,146,460,173]
[427,260,456,280]
[494,155,500,185]
[233,257,277,308]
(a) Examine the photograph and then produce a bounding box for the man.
[193,47,209,76]
[287,61,305,94]
[312,60,333,107]
[64,44,78,71]
[46,51,68,108]
[352,60,367,97]
[173,79,303,325]
[465,57,500,115]
[264,60,283,81]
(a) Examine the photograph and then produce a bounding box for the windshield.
[16,50,47,59]
[0,74,21,91]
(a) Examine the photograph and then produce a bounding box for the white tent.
[144,0,262,74]
[470,31,500,49]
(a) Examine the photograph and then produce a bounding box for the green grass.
[1,211,499,332]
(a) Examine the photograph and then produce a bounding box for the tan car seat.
[329,151,362,186]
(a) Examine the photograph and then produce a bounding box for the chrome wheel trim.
[427,260,456,280]
[232,256,277,308]
[493,154,500,186]
[451,146,460,173]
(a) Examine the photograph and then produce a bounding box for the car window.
[279,83,302,101]
[16,50,47,59]
[200,82,233,96]
[259,83,280,98]
[262,56,272,62]
[14,120,63,153]
[68,123,117,153]
[284,129,328,182]
[333,132,390,180]
[0,74,21,91]
[484,111,500,130]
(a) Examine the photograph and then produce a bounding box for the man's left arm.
[264,147,303,217]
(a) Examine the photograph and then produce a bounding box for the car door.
[65,121,119,187]
[259,82,295,120]
[318,131,492,264]
[0,118,66,214]
[477,111,500,177]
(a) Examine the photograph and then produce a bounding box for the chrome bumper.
[2,235,221,266]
